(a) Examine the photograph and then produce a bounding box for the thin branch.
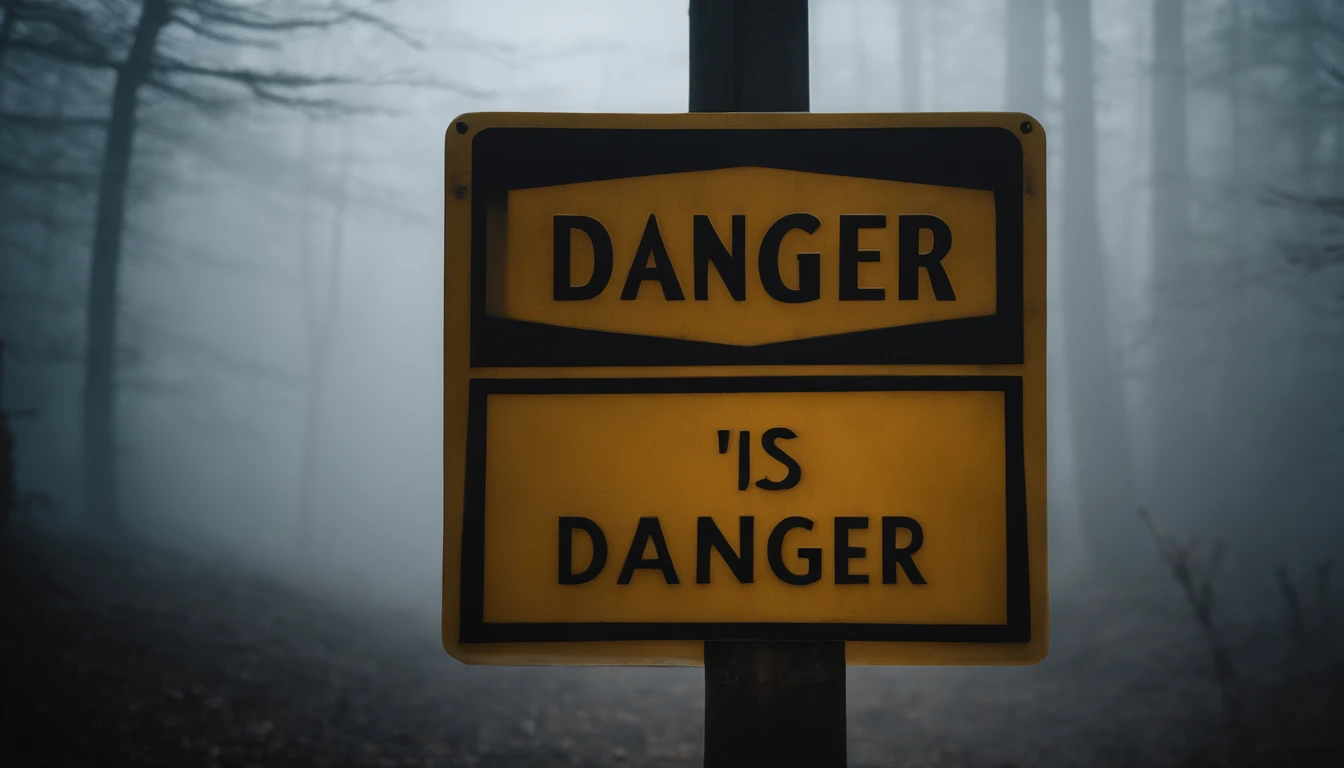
[166,13,281,50]
[4,37,116,69]
[0,161,96,186]
[4,0,118,61]
[152,57,347,88]
[122,225,300,285]
[0,338,81,366]
[119,309,304,388]
[142,73,238,115]
[0,110,105,129]
[0,292,78,311]
[181,0,422,49]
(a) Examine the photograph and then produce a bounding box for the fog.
[2,0,694,608]
[3,1,1343,766]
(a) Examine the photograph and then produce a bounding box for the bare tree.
[0,1,18,86]
[0,2,114,383]
[6,0,428,530]
[1059,0,1142,574]
[1150,0,1195,528]
[294,108,354,559]
[898,0,920,111]
[1004,0,1045,117]
[851,0,864,107]
[1,340,14,531]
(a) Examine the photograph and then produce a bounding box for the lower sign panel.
[458,377,1029,647]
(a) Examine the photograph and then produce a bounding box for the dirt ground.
[2,522,1340,768]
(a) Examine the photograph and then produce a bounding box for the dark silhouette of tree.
[1004,0,1044,117]
[898,0,920,111]
[850,0,864,107]
[1150,0,1196,530]
[0,1,112,179]
[294,103,354,559]
[1059,0,1142,575]
[8,0,431,531]
[1,341,14,531]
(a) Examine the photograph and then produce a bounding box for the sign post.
[688,2,846,766]
[441,4,1048,766]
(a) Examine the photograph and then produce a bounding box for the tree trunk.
[1293,0,1318,193]
[0,0,18,245]
[1150,0,1194,528]
[1336,5,1344,193]
[899,0,920,111]
[928,3,942,110]
[1336,109,1344,193]
[1059,0,1141,574]
[295,119,318,557]
[0,0,19,90]
[1227,0,1245,244]
[1207,0,1252,520]
[1004,0,1045,116]
[1,340,13,531]
[296,121,352,558]
[31,66,71,345]
[851,0,863,108]
[82,0,168,530]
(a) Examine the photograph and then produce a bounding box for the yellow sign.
[443,112,1047,666]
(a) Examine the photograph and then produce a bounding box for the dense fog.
[2,1,1343,765]
[5,0,1340,605]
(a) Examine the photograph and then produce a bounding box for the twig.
[1316,559,1335,662]
[1138,507,1250,757]
[1276,567,1311,653]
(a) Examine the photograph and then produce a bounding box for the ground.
[2,522,1340,768]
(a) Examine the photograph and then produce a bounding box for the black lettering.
[755,427,801,491]
[758,213,821,303]
[558,516,608,585]
[737,430,750,491]
[617,516,680,584]
[696,517,754,584]
[767,516,821,585]
[693,215,746,301]
[553,215,613,301]
[898,214,955,301]
[620,214,685,301]
[834,517,869,584]
[839,214,886,300]
[881,516,927,584]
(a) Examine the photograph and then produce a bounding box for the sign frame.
[442,111,1048,667]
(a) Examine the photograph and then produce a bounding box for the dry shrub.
[1141,508,1342,768]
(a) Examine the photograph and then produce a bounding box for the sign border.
[458,375,1029,645]
[468,126,1024,368]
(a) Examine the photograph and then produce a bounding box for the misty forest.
[2,0,1343,766]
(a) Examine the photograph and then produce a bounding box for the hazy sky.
[11,0,1339,608]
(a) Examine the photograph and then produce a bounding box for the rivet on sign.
[1020,121,1033,134]
[454,184,468,199]
[456,121,468,135]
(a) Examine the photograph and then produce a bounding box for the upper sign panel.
[462,122,1026,367]
[496,167,997,346]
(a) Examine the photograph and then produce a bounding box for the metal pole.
[689,3,845,766]
[689,0,809,113]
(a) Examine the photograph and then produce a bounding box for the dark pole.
[689,0,809,112]
[690,3,845,767]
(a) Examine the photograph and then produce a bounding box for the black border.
[458,376,1030,644]
[468,127,1025,367]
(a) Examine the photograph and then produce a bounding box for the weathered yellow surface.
[482,390,1008,625]
[442,111,1048,666]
